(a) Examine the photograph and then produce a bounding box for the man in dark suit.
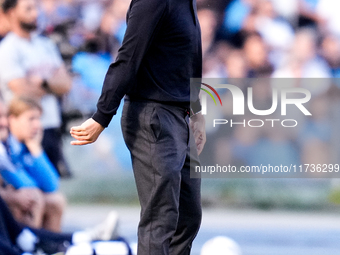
[71,0,206,254]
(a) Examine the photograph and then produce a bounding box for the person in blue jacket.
[0,97,65,232]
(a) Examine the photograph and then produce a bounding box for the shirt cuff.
[92,110,114,128]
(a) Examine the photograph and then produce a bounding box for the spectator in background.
[75,0,130,61]
[0,98,40,230]
[80,0,105,34]
[93,1,120,57]
[270,0,299,25]
[0,0,72,178]
[0,97,65,232]
[315,0,340,37]
[38,0,78,33]
[197,6,219,57]
[72,0,127,97]
[298,0,322,28]
[223,48,248,78]
[251,0,294,62]
[223,0,258,35]
[242,32,273,77]
[321,34,340,78]
[198,6,226,78]
[37,0,80,63]
[61,0,131,114]
[272,28,331,83]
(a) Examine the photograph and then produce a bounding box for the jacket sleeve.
[0,145,36,189]
[26,152,59,193]
[92,0,168,127]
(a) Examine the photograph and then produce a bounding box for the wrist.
[190,99,202,117]
[190,111,203,120]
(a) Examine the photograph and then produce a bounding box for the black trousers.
[121,99,202,255]
[0,195,72,255]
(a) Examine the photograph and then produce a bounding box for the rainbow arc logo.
[200,83,223,106]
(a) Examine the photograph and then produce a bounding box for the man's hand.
[189,112,206,155]
[70,118,104,145]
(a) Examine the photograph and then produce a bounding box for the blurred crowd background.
[2,0,340,210]
[31,0,340,81]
